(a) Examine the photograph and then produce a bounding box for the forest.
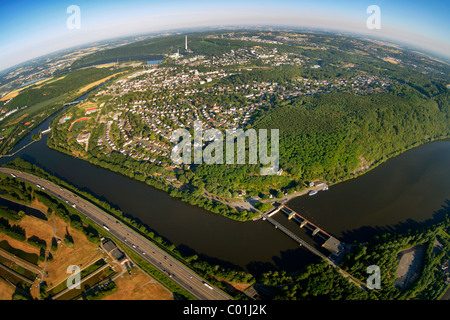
[46,31,450,221]
[169,63,450,198]
[254,208,450,300]
[253,84,449,182]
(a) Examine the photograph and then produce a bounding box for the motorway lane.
[0,168,232,300]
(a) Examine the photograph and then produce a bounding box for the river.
[1,91,449,275]
[286,140,450,243]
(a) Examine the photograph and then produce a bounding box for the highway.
[0,168,232,300]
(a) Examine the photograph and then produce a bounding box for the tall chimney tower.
[185,35,188,51]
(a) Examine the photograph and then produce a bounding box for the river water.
[287,140,450,243]
[1,91,449,274]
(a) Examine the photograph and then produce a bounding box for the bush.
[64,233,74,248]
[50,237,58,251]
[0,218,26,241]
[27,235,47,250]
[0,206,25,222]
[254,201,273,213]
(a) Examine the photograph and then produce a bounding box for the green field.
[69,120,89,132]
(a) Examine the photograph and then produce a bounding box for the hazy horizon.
[1,0,449,72]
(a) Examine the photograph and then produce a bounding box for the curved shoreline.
[42,133,450,223]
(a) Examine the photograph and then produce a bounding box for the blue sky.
[0,0,449,71]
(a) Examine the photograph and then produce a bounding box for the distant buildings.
[102,238,129,265]
[0,107,20,122]
[59,115,71,124]
[76,132,91,145]
[185,35,192,53]
[170,50,181,59]
[85,107,98,115]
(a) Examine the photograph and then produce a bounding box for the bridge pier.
[263,206,345,262]
[261,213,330,261]
[267,205,283,217]
[312,227,321,236]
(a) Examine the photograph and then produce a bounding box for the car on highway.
[202,281,214,290]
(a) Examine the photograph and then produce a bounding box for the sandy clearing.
[0,91,19,101]
[77,75,117,94]
[16,215,54,246]
[103,268,173,300]
[34,75,67,88]
[93,63,117,68]
[225,281,253,292]
[0,277,16,299]
[4,114,28,126]
[44,215,101,289]
[394,244,425,289]
[0,77,54,101]
[30,198,49,214]
[383,58,399,64]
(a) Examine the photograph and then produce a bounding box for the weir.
[261,212,331,263]
[266,205,345,259]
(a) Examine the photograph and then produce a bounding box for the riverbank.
[0,162,265,290]
[44,130,450,225]
[3,92,449,274]
[45,137,259,222]
[206,134,450,218]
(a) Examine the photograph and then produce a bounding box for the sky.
[0,0,449,71]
